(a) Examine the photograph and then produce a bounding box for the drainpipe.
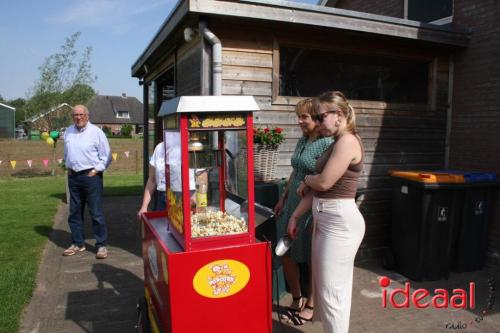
[444,55,454,168]
[199,21,222,96]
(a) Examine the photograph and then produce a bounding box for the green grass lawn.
[0,173,143,333]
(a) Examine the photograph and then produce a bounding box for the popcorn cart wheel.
[136,297,151,333]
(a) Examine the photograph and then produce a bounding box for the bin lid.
[389,170,465,183]
[435,170,497,182]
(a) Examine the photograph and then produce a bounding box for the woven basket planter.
[253,145,279,182]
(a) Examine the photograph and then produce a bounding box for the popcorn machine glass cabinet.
[188,130,249,238]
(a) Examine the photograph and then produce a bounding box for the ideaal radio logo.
[379,276,496,330]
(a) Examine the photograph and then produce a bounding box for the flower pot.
[253,145,279,182]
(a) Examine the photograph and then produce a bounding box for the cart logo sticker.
[474,201,484,215]
[167,189,184,234]
[193,260,250,298]
[437,207,448,222]
[148,243,159,280]
[188,114,246,129]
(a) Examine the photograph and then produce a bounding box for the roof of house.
[24,103,71,123]
[0,103,16,111]
[87,95,143,125]
[131,0,471,78]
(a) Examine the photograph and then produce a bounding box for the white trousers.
[312,197,365,333]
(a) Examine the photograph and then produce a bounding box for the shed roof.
[24,103,70,123]
[132,0,470,78]
[0,103,16,112]
[87,95,143,125]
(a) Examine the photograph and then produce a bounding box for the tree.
[24,32,97,122]
[8,98,27,124]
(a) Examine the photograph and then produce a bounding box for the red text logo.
[379,276,475,309]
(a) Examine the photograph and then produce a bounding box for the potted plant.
[253,127,284,182]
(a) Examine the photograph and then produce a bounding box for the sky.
[0,0,319,103]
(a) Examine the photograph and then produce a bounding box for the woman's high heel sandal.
[283,305,314,326]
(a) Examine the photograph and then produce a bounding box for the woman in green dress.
[274,98,332,325]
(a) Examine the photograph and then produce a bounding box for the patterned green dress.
[276,135,332,263]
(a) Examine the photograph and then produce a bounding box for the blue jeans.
[68,172,107,248]
[154,191,166,211]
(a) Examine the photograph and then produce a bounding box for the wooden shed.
[0,103,15,138]
[131,0,470,259]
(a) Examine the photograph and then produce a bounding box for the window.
[279,46,430,104]
[116,111,130,119]
[405,0,453,24]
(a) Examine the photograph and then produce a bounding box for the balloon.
[50,131,60,140]
[46,137,55,146]
[41,132,50,140]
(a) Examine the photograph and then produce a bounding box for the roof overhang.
[132,0,471,78]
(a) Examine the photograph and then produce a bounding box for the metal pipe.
[199,21,222,96]
[444,54,454,168]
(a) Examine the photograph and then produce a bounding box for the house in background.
[0,103,15,138]
[87,94,143,135]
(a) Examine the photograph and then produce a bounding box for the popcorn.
[191,210,247,237]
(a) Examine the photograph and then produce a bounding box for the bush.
[102,126,112,136]
[120,124,133,137]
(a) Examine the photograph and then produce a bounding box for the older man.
[63,105,112,259]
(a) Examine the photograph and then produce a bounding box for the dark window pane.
[408,0,452,22]
[279,47,429,104]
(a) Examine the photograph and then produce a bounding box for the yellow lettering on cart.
[193,260,250,298]
[199,116,246,128]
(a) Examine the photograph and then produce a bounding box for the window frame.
[404,0,453,25]
[272,39,438,111]
[116,111,130,119]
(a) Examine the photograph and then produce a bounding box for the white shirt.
[150,142,195,192]
[64,122,111,172]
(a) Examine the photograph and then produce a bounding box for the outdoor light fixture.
[183,27,197,42]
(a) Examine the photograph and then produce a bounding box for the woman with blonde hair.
[288,91,365,333]
[274,98,332,325]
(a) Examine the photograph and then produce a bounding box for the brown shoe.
[62,244,86,256]
[96,246,108,259]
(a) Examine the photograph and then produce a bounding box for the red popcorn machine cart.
[138,96,272,333]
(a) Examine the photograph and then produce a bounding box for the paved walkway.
[20,196,500,333]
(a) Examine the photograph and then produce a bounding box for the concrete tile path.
[19,196,500,333]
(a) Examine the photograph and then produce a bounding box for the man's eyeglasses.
[314,110,336,123]
[72,113,87,118]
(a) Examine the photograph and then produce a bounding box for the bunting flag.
[0,160,2,165]
[57,158,63,164]
[112,153,118,161]
[27,160,33,168]
[42,159,49,167]
[124,151,130,158]
[10,160,16,169]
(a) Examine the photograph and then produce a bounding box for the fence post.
[135,150,138,174]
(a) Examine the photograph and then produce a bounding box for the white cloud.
[48,0,173,33]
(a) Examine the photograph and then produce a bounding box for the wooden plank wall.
[211,21,451,258]
[177,42,203,96]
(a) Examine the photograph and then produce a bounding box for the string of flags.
[0,151,132,169]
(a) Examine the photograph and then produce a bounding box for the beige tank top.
[314,135,364,199]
